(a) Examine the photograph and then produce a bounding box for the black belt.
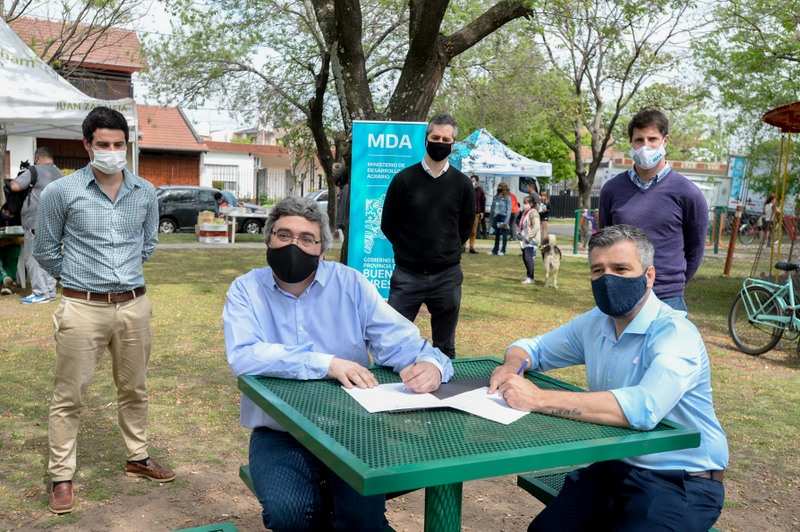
[688,470,724,482]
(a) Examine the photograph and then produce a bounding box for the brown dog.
[540,234,562,288]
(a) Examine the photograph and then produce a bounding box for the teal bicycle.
[728,262,800,355]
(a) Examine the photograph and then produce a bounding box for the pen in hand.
[516,358,530,375]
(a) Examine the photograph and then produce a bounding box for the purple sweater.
[599,169,708,299]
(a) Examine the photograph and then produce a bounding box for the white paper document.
[343,383,529,425]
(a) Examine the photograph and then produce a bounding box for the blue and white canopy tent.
[449,129,552,202]
[450,128,551,176]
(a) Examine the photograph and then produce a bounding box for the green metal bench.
[239,464,401,531]
[517,467,720,531]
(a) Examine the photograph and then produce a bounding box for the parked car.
[156,186,267,234]
[304,188,329,213]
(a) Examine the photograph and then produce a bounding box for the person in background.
[381,113,475,359]
[9,147,63,304]
[580,208,596,250]
[599,108,708,312]
[468,175,486,254]
[518,195,541,284]
[509,190,520,240]
[490,182,512,256]
[762,193,775,241]
[538,191,551,239]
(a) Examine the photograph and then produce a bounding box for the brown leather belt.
[63,286,146,303]
[688,470,724,482]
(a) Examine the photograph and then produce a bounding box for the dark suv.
[156,186,217,233]
[157,186,268,234]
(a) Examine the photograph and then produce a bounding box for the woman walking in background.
[490,183,512,256]
[518,195,541,284]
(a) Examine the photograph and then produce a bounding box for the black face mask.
[426,140,452,162]
[267,244,320,283]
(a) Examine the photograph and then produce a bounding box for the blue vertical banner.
[348,120,427,298]
[728,155,748,208]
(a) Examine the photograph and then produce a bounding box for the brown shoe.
[49,481,74,514]
[125,458,175,482]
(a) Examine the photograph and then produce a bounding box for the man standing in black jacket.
[380,114,475,358]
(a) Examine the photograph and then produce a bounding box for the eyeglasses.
[271,229,321,249]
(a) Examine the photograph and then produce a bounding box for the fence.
[548,194,600,218]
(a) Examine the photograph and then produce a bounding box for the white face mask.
[629,143,665,170]
[91,149,127,174]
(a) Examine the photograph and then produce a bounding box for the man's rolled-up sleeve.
[610,321,702,430]
[223,277,333,379]
[509,313,588,371]
[142,190,159,262]
[33,184,65,278]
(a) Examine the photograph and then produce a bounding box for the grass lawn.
[1,246,798,530]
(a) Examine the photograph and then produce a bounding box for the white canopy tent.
[0,18,138,171]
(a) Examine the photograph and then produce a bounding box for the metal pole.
[573,209,581,255]
[724,205,743,276]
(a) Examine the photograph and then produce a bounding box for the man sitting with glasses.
[224,196,454,531]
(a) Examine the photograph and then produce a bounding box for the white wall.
[7,136,35,175]
[202,151,256,199]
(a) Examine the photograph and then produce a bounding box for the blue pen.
[516,358,530,375]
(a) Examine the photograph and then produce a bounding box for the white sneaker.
[522,278,533,284]
[498,252,505,256]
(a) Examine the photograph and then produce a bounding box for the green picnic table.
[238,357,700,531]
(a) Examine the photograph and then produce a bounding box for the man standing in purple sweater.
[599,108,708,311]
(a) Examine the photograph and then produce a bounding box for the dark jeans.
[522,245,536,279]
[661,295,688,312]
[249,428,386,531]
[492,215,509,254]
[529,460,724,532]
[388,264,463,358]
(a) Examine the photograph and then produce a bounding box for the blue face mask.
[591,273,648,317]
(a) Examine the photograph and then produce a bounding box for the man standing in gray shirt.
[9,147,62,304]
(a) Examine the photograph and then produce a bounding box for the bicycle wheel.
[738,224,755,245]
[728,286,784,355]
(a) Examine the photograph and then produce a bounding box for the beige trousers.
[48,294,153,481]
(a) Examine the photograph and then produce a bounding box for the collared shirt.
[628,164,672,190]
[224,260,455,430]
[421,157,450,178]
[509,293,728,472]
[33,165,159,292]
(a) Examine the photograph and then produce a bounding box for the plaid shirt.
[627,165,672,190]
[33,165,159,293]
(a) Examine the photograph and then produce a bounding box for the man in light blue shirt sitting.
[489,224,727,532]
[224,196,454,531]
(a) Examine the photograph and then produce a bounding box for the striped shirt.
[627,164,672,190]
[33,165,159,292]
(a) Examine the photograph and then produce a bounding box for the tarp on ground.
[449,128,552,177]
[0,17,136,140]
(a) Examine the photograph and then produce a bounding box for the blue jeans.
[529,460,724,532]
[661,295,688,312]
[249,428,386,531]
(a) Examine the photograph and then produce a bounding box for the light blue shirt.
[627,164,672,190]
[509,293,728,472]
[33,165,158,292]
[224,260,454,430]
